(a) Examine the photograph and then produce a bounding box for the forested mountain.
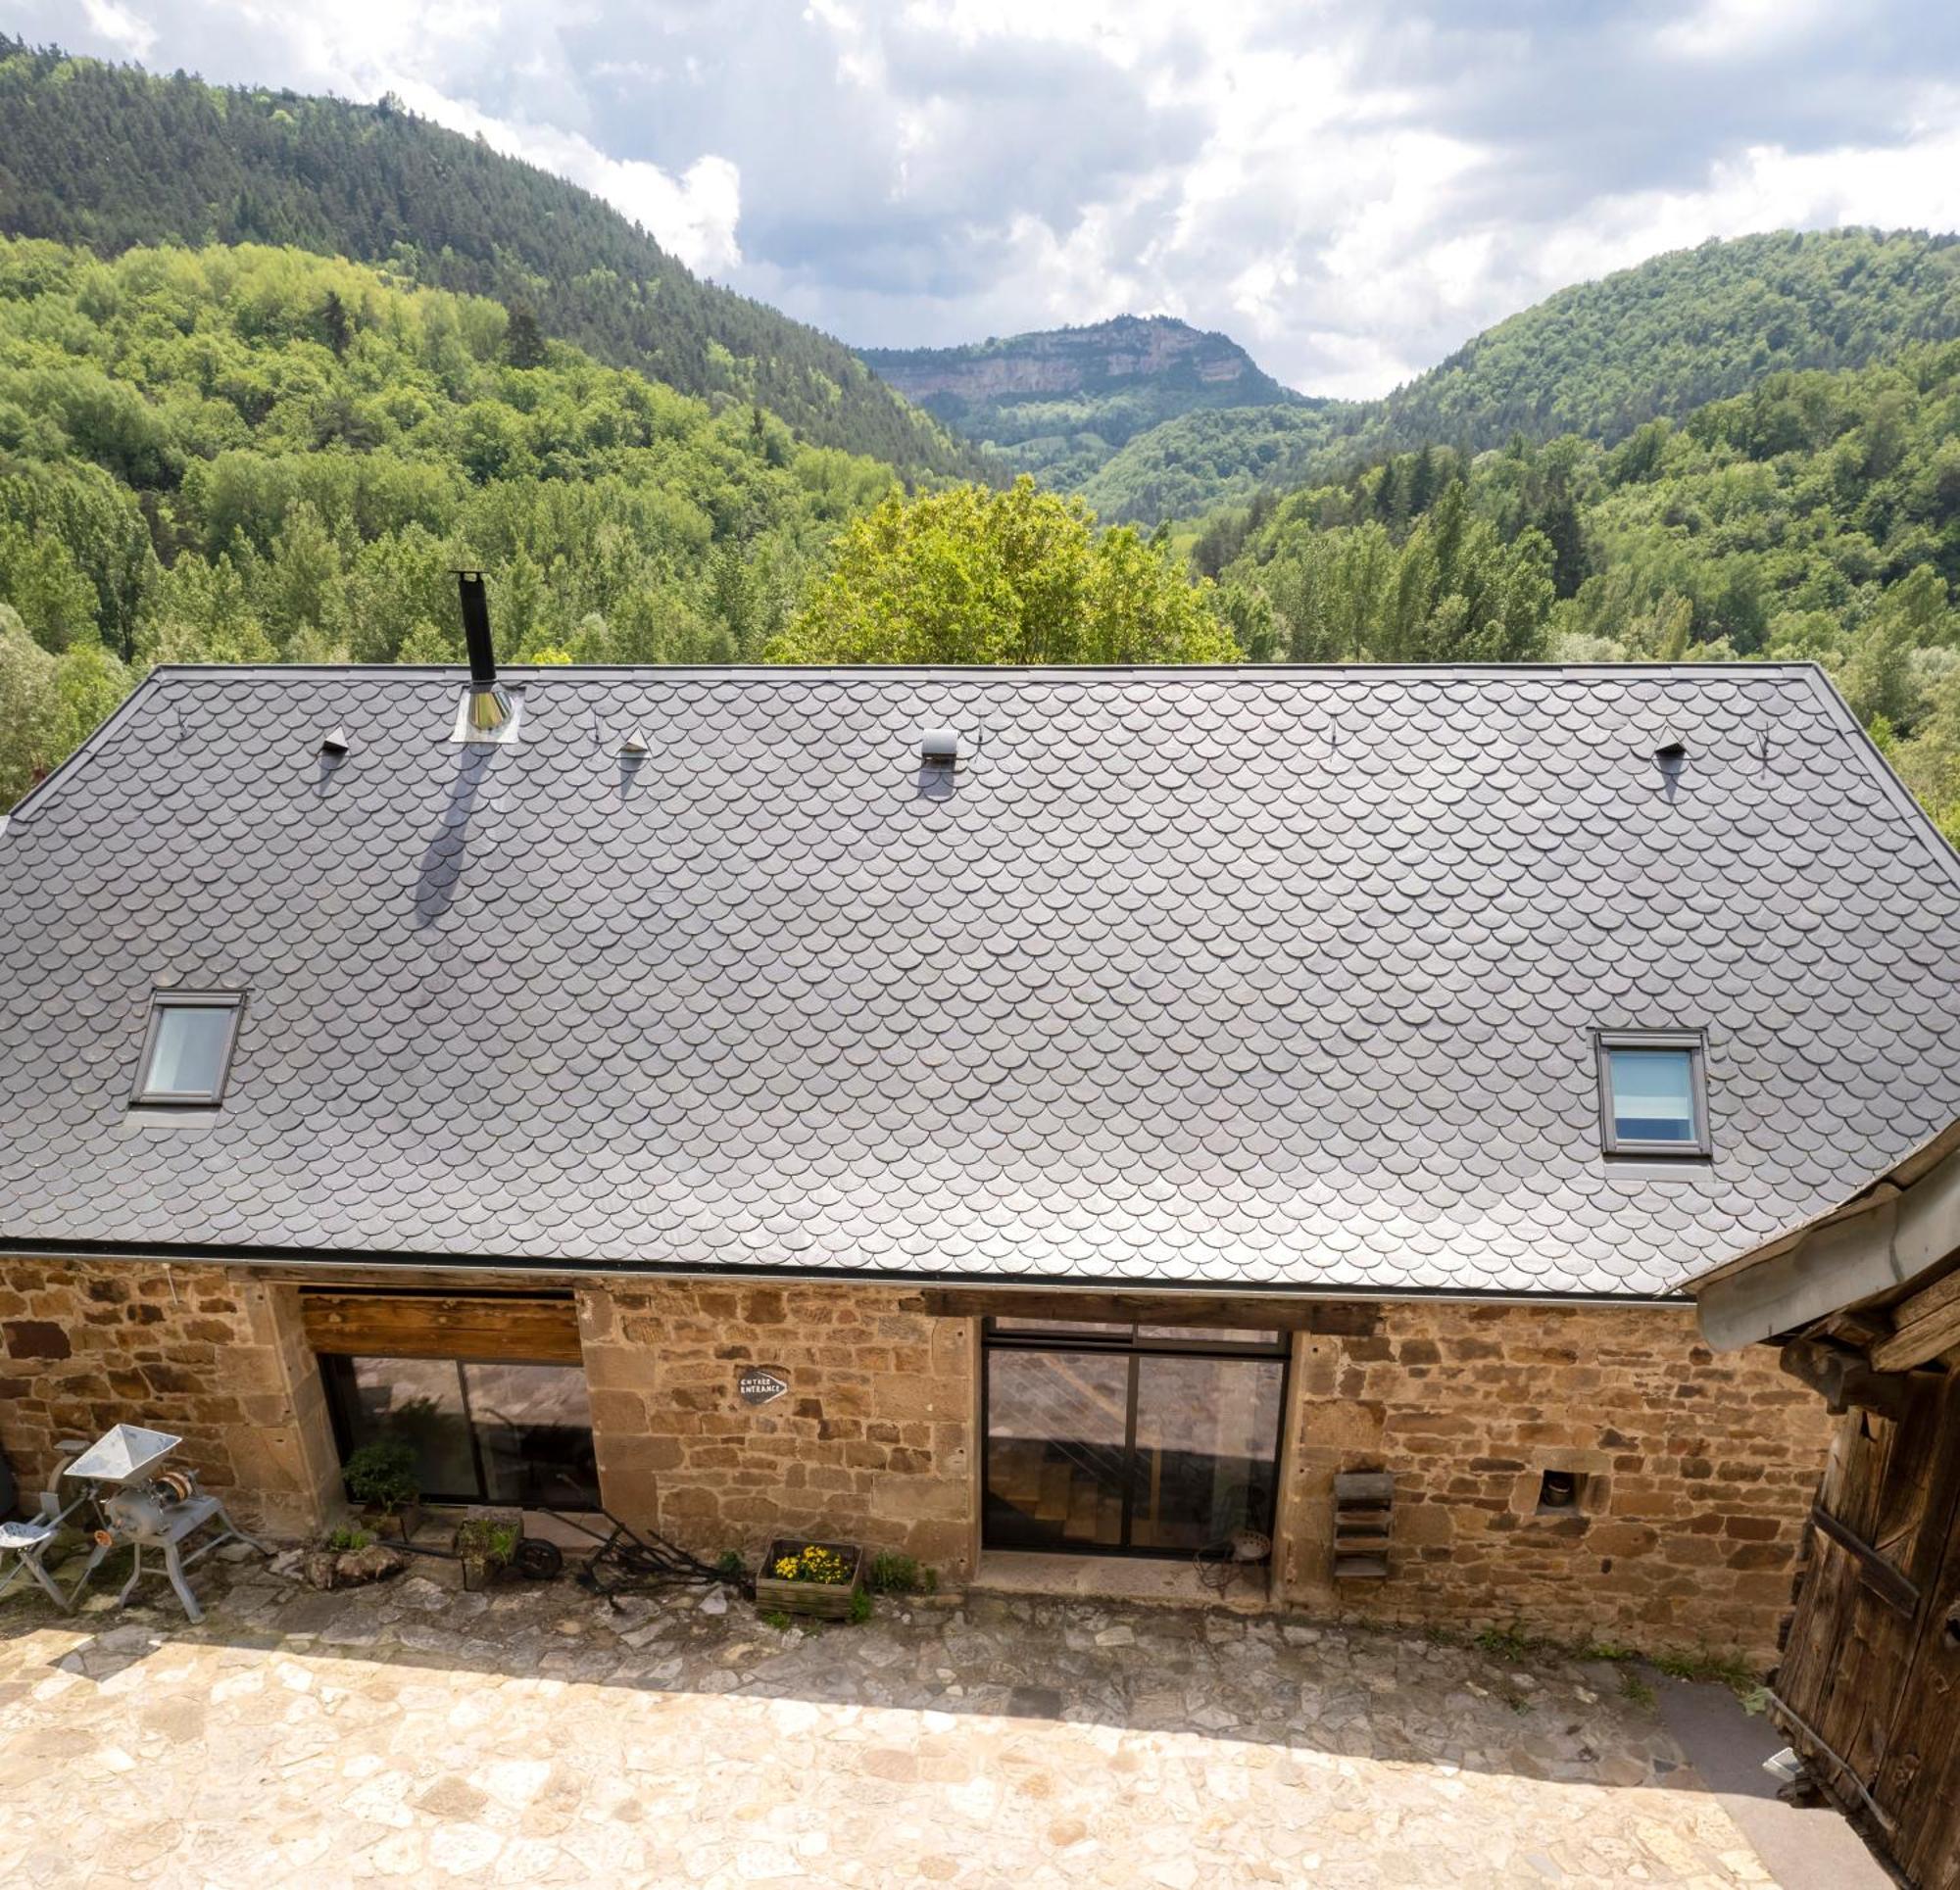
[1190,343,1960,838]
[0,37,985,484]
[1081,229,1960,522]
[859,315,1310,490]
[0,239,901,803]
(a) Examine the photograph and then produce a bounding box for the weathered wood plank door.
[1872,1371,1960,1890]
[1778,1371,1960,1886]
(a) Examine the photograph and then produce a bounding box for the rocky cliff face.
[858,315,1301,490]
[863,315,1287,406]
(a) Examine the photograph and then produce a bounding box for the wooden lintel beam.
[299,1291,583,1364]
[1870,1263,1960,1373]
[1778,1336,1921,1420]
[908,1288,1380,1335]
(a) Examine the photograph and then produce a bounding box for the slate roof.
[2,662,1958,1299]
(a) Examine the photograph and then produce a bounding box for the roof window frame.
[1594,1028,1710,1159]
[131,990,246,1108]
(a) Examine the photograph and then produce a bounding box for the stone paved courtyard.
[0,1558,1789,1887]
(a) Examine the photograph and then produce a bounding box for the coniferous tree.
[504,303,547,369]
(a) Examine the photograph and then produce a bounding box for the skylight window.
[1595,1031,1708,1157]
[132,993,244,1106]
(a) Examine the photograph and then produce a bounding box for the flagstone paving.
[0,1560,1782,1887]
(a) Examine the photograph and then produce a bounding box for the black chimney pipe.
[455,570,513,734]
[458,571,496,686]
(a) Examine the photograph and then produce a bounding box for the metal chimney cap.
[920,727,960,764]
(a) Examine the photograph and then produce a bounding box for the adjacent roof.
[3,662,1958,1298]
[1682,1117,1960,1348]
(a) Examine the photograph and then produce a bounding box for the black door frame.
[980,1319,1291,1558]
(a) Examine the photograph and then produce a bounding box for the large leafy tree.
[1233,485,1554,662]
[767,477,1237,665]
[0,606,129,805]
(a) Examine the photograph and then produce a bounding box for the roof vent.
[919,727,959,766]
[617,727,650,757]
[456,570,514,737]
[318,726,351,757]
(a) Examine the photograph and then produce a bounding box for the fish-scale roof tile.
[2,663,1958,1297]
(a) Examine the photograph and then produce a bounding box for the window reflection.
[983,1333,1285,1557]
[1129,1355,1283,1551]
[326,1356,600,1508]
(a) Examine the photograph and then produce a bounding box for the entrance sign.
[738,1368,790,1406]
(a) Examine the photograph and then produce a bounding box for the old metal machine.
[60,1424,267,1623]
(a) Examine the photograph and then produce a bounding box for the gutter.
[0,1236,1690,1309]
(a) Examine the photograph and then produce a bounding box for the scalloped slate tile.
[2,662,1958,1299]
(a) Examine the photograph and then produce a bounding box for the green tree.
[0,604,59,803]
[503,302,548,370]
[769,477,1236,665]
[0,517,100,650]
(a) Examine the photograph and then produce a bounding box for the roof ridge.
[138,660,1838,679]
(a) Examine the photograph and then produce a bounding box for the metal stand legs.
[95,1498,268,1624]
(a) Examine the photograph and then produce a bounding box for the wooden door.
[1778,1371,1960,1884]
[1872,1373,1960,1890]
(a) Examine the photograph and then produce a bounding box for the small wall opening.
[1536,1469,1586,1516]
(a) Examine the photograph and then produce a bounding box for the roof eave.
[1682,1117,1960,1349]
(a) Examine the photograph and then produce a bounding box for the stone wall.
[1,1254,1828,1656]
[577,1280,977,1580]
[0,1257,341,1535]
[1275,1302,1834,1662]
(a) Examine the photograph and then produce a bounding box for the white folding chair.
[0,1439,95,1613]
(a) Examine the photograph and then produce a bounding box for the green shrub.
[865,1551,936,1596]
[341,1438,418,1512]
[455,1517,518,1563]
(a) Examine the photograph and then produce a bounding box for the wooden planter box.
[754,1540,862,1619]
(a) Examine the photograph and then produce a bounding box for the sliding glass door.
[982,1321,1287,1556]
[321,1354,602,1509]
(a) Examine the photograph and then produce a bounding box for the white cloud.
[77,0,157,59]
[1656,0,1829,61]
[385,78,743,275]
[22,0,1960,396]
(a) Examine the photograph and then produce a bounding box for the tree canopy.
[0,238,913,800]
[768,477,1238,664]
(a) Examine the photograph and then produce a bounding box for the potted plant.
[342,1437,421,1540]
[454,1513,520,1591]
[755,1539,863,1620]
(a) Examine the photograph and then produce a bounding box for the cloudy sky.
[32,0,1960,396]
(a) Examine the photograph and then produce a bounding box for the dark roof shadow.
[414,750,493,930]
